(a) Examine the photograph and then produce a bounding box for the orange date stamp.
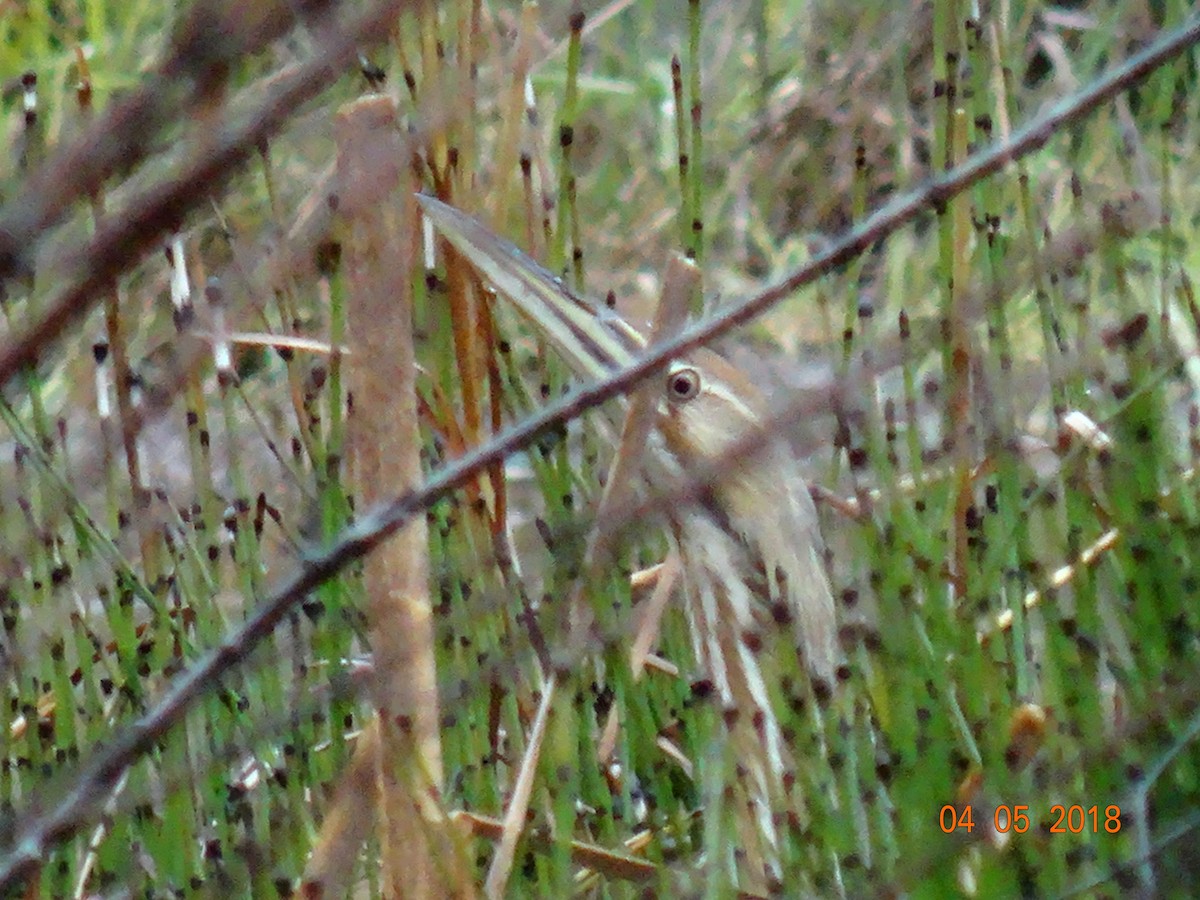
[940,804,1123,835]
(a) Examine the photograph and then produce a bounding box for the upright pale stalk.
[337,99,471,900]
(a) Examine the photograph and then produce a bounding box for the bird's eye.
[666,367,701,402]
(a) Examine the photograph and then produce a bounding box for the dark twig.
[0,13,1197,890]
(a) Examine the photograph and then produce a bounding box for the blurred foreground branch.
[0,0,408,390]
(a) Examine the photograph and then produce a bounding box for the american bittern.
[419,196,838,893]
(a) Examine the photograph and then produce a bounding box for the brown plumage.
[419,196,838,893]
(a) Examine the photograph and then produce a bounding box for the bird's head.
[658,351,768,468]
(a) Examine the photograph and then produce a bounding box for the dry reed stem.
[337,95,471,900]
[985,527,1123,642]
[565,254,699,648]
[453,810,656,883]
[629,549,681,681]
[300,722,379,899]
[483,253,698,897]
[597,549,681,763]
[482,672,555,900]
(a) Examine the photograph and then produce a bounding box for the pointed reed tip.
[415,194,474,234]
[414,193,458,222]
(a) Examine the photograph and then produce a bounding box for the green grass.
[0,0,1199,897]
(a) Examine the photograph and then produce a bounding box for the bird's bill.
[417,195,645,383]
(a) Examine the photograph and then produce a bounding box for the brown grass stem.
[483,253,698,897]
